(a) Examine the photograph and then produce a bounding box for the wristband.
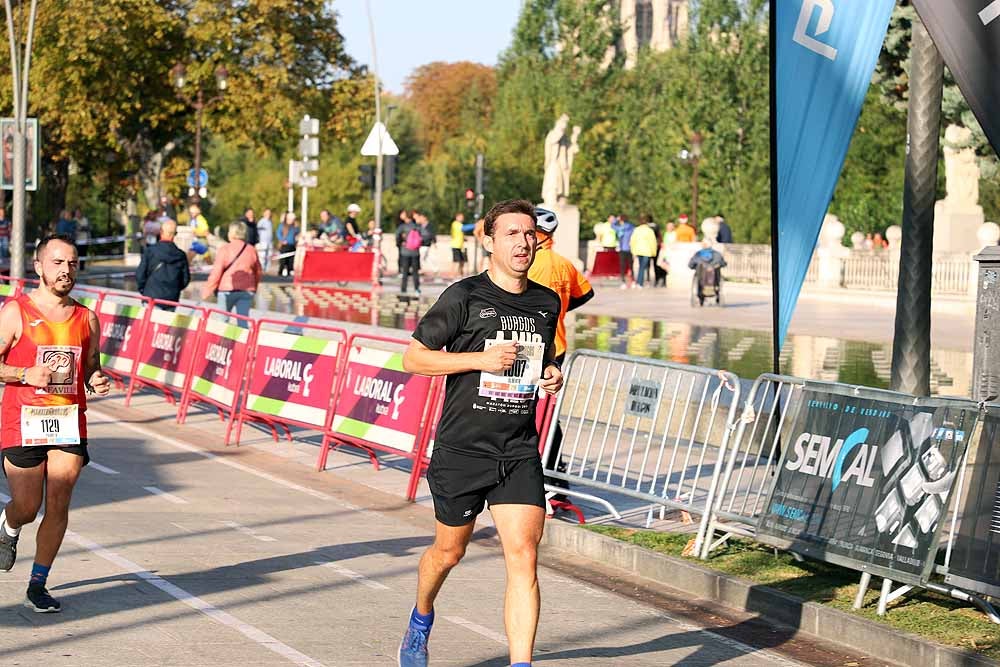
[17,367,26,384]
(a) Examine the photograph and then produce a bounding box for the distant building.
[617,0,689,68]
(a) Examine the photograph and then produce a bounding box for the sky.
[334,0,523,94]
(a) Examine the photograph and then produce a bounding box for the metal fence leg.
[877,577,893,616]
[853,572,872,610]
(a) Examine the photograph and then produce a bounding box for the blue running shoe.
[397,622,430,667]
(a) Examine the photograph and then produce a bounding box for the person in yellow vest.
[630,214,659,288]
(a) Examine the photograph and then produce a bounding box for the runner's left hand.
[88,370,112,396]
[539,364,563,395]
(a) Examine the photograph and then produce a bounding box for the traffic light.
[465,188,476,212]
[383,155,397,190]
[358,164,375,196]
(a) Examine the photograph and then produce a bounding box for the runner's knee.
[431,541,467,570]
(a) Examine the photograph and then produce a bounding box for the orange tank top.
[1,294,90,448]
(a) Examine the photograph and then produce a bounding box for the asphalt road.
[0,392,891,667]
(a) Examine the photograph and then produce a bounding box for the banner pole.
[768,4,780,376]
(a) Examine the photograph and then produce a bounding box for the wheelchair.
[690,262,724,307]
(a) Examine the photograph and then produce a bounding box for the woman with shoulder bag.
[201,221,262,326]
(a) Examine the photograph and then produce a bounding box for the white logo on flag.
[793,0,839,61]
[981,1,1000,26]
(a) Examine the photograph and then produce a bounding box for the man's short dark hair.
[35,234,77,261]
[483,199,536,237]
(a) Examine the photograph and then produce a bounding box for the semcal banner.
[758,389,979,585]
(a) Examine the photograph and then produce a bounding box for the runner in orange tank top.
[0,235,110,613]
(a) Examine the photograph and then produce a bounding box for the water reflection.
[570,314,970,397]
[81,278,972,397]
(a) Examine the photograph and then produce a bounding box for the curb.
[540,522,997,667]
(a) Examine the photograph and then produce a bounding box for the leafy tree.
[404,62,496,156]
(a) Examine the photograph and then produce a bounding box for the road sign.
[360,122,399,156]
[299,115,320,137]
[302,159,319,172]
[186,168,208,188]
[289,160,302,183]
[300,175,318,188]
[299,137,319,158]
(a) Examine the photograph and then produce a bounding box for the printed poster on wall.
[758,389,979,585]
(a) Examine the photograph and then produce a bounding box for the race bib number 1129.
[21,405,81,446]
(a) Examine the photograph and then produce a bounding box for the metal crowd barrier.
[541,350,741,553]
[698,374,803,557]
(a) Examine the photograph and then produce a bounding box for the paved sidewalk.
[0,387,883,666]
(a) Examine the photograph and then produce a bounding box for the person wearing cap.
[345,203,362,239]
[674,214,697,243]
[528,206,594,503]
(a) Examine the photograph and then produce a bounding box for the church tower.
[618,0,689,68]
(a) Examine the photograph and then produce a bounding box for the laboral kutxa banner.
[330,345,434,455]
[757,388,979,584]
[245,329,342,428]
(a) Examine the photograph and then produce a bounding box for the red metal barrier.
[176,309,256,426]
[231,318,349,446]
[295,248,377,285]
[124,300,206,407]
[95,293,151,388]
[316,333,442,501]
[0,275,23,307]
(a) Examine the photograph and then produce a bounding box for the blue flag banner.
[774,0,895,348]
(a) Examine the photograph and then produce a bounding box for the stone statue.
[561,125,582,198]
[943,124,980,209]
[542,114,571,205]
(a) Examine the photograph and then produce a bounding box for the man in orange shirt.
[528,207,594,501]
[674,214,697,243]
[527,208,594,361]
[0,235,111,612]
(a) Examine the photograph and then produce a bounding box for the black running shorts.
[2,441,90,472]
[427,448,546,526]
[451,248,467,263]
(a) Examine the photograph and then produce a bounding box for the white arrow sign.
[981,0,1000,26]
[360,122,399,156]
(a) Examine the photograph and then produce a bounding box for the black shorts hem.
[428,450,545,526]
[2,441,90,473]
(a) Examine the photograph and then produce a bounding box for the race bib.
[35,345,81,396]
[479,340,544,401]
[21,405,81,446]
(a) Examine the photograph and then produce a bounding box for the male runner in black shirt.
[397,199,563,667]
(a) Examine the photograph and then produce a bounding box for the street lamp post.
[171,63,228,204]
[679,132,703,226]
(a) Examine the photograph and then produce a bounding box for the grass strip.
[585,526,1000,659]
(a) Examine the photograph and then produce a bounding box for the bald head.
[160,219,177,240]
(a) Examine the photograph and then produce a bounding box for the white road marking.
[88,461,119,475]
[981,1,1000,26]
[143,486,188,505]
[90,408,340,504]
[314,561,390,590]
[0,491,326,666]
[223,520,277,543]
[443,616,508,644]
[64,530,327,667]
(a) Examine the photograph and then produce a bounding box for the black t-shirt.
[413,272,560,460]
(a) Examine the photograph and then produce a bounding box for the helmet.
[347,203,362,214]
[534,207,558,234]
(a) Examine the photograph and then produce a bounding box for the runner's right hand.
[480,342,518,374]
[24,365,52,388]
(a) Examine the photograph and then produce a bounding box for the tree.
[404,62,496,156]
